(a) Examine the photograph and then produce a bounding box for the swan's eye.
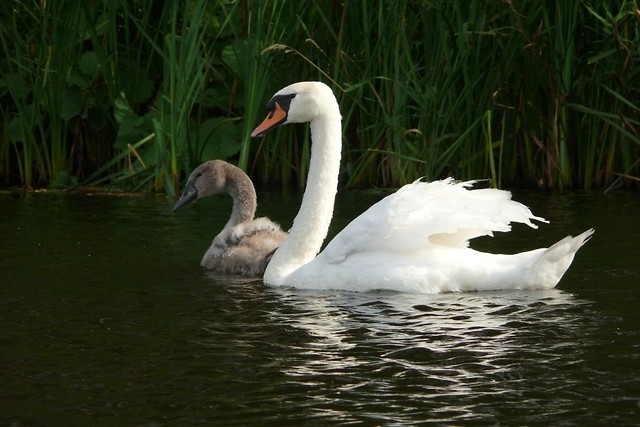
[289,94,296,99]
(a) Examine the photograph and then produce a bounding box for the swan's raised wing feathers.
[321,179,547,264]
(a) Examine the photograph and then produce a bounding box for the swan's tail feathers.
[549,228,595,256]
[533,228,595,288]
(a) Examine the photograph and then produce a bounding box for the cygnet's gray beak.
[172,181,198,212]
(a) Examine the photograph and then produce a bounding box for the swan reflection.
[265,288,590,391]
[198,273,601,424]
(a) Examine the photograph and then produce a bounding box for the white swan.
[251,81,593,293]
[173,160,287,275]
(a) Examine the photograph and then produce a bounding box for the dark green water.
[1,188,639,425]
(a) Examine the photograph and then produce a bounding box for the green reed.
[0,0,638,191]
[0,1,91,188]
[220,1,295,177]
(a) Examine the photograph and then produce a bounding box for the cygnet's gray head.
[172,160,227,212]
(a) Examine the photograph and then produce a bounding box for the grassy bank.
[1,0,638,193]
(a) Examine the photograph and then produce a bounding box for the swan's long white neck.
[264,100,342,285]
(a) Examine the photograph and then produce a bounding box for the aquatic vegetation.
[0,0,638,191]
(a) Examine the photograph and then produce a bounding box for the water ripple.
[235,287,624,424]
[3,192,640,425]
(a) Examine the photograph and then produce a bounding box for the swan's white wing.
[320,178,547,264]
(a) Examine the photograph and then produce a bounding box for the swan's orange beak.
[251,102,287,137]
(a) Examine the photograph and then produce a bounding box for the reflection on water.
[261,288,595,424]
[1,189,639,425]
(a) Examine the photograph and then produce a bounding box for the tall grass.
[0,1,96,188]
[254,0,639,190]
[219,1,298,179]
[0,0,638,191]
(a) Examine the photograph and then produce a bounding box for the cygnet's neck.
[264,106,342,285]
[224,165,257,228]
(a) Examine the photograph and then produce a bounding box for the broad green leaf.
[79,51,100,77]
[60,86,83,121]
[199,117,242,162]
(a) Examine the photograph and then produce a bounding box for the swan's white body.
[252,82,593,293]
